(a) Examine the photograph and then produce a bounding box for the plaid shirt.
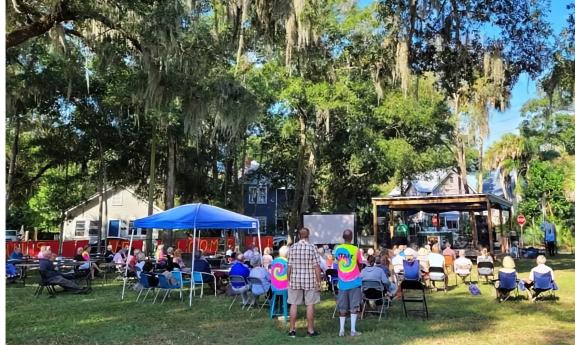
[288,240,320,290]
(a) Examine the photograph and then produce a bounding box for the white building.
[63,187,163,242]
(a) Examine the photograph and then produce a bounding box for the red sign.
[517,214,526,226]
[243,236,274,250]
[176,238,221,255]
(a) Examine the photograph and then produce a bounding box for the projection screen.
[303,214,355,245]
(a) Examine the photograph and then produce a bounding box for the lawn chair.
[495,271,518,302]
[246,277,270,311]
[531,272,557,302]
[171,270,191,300]
[361,280,389,321]
[403,260,421,281]
[136,273,155,303]
[477,262,494,283]
[192,271,217,298]
[455,263,472,286]
[228,275,249,310]
[154,274,180,304]
[400,279,428,319]
[34,271,58,298]
[428,266,448,293]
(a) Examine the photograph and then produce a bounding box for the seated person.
[229,253,251,306]
[155,244,167,267]
[477,247,494,264]
[10,247,24,261]
[522,255,556,301]
[377,253,391,278]
[248,255,271,304]
[192,250,215,289]
[135,252,147,278]
[225,245,234,258]
[360,255,397,298]
[172,249,187,271]
[417,247,430,282]
[428,244,448,288]
[38,247,90,294]
[442,242,456,260]
[113,249,127,270]
[81,246,103,279]
[262,247,274,269]
[74,247,85,262]
[104,245,115,263]
[391,248,404,277]
[454,249,472,280]
[141,257,159,287]
[495,256,517,300]
[243,245,255,262]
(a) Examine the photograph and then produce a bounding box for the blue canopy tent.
[121,203,260,306]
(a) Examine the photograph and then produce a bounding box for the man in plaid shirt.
[287,227,322,338]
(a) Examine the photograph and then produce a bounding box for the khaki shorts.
[336,287,362,313]
[288,288,321,305]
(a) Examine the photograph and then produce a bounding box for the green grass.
[6,255,575,345]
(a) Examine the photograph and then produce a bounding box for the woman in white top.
[428,244,448,287]
[477,248,494,263]
[522,255,555,301]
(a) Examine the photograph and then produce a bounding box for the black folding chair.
[477,262,495,284]
[228,275,249,310]
[34,271,58,298]
[400,279,428,319]
[429,266,448,293]
[361,280,389,321]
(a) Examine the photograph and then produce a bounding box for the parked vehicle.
[5,230,19,242]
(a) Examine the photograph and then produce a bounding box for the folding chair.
[403,260,421,281]
[495,271,518,302]
[455,264,472,286]
[443,255,454,273]
[154,274,180,304]
[361,280,389,321]
[428,266,448,293]
[192,271,217,298]
[400,279,428,319]
[325,268,339,294]
[531,272,557,302]
[34,271,58,298]
[477,262,495,284]
[136,273,155,303]
[228,275,249,310]
[246,277,270,311]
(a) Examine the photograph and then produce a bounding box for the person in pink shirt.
[442,242,456,260]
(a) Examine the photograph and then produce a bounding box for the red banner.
[6,240,89,258]
[176,238,221,255]
[243,236,273,250]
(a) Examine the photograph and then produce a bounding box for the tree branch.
[14,161,57,187]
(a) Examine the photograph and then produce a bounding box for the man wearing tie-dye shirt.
[333,229,363,337]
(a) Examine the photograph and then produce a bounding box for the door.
[108,220,120,237]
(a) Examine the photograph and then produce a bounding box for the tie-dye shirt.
[333,243,362,290]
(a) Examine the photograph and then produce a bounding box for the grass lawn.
[6,254,575,345]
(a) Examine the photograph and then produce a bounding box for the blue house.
[242,163,292,235]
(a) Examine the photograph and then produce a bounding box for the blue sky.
[485,1,569,148]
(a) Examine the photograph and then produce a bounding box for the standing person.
[541,220,557,257]
[333,229,363,337]
[287,228,322,338]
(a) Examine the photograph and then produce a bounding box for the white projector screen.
[304,214,355,245]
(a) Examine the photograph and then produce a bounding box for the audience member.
[38,247,90,294]
[248,255,271,304]
[104,245,114,263]
[243,244,255,261]
[360,255,397,297]
[173,249,187,271]
[230,253,251,306]
[391,248,404,276]
[454,249,472,276]
[442,242,456,260]
[428,244,448,288]
[495,256,516,300]
[377,253,391,278]
[10,247,24,260]
[477,248,494,264]
[334,229,362,337]
[522,255,556,301]
[317,247,327,272]
[262,247,274,269]
[155,244,167,266]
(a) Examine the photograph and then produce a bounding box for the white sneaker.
[338,331,345,337]
[351,331,362,337]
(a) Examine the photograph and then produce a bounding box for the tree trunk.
[97,142,105,254]
[452,93,470,194]
[239,135,247,213]
[477,138,484,193]
[300,146,316,216]
[165,133,176,247]
[290,114,307,231]
[6,115,21,208]
[146,135,157,255]
[58,161,69,256]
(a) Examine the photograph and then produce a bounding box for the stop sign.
[517,214,526,226]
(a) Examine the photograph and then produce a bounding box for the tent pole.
[190,226,197,307]
[257,220,262,256]
[121,231,135,300]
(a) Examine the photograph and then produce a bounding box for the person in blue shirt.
[229,253,251,306]
[540,221,557,257]
[192,250,215,290]
[10,247,24,261]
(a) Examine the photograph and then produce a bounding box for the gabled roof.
[65,186,163,215]
[389,170,476,196]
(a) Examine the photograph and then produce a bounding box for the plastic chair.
[136,273,154,303]
[531,271,556,302]
[477,262,495,283]
[192,271,217,298]
[361,280,389,321]
[228,275,249,310]
[171,270,191,300]
[246,276,270,311]
[495,271,518,302]
[154,274,180,304]
[400,279,428,319]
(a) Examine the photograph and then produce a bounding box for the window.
[88,221,100,236]
[111,192,123,206]
[256,216,267,232]
[248,186,267,204]
[75,221,86,237]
